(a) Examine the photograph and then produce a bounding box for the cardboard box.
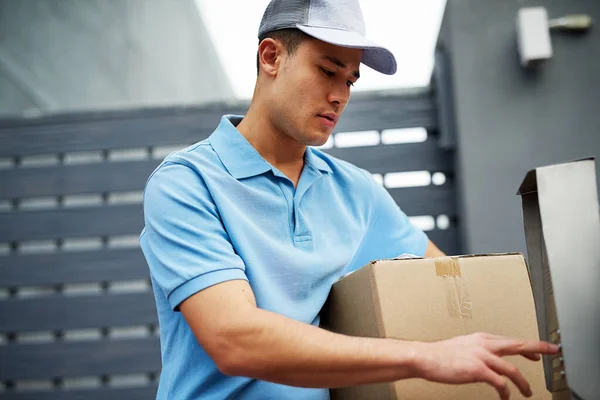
[321,254,550,400]
[518,158,600,399]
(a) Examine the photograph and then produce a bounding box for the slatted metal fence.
[0,88,459,399]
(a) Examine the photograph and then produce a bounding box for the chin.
[304,134,331,147]
[302,126,332,146]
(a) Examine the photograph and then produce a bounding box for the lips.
[318,115,336,129]
[318,113,339,123]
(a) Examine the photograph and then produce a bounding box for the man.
[140,0,558,398]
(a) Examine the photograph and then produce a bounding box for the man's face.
[266,39,362,147]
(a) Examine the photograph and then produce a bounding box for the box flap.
[517,158,595,196]
[518,158,600,399]
[535,158,600,399]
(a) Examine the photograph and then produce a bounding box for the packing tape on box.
[435,257,473,319]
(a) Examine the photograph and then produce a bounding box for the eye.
[346,80,355,88]
[321,67,335,77]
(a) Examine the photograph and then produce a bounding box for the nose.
[328,84,350,108]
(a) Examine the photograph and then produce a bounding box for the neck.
[237,96,306,186]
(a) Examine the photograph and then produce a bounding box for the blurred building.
[0,0,234,117]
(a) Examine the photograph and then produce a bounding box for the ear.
[257,38,284,78]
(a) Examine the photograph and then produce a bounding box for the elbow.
[214,351,248,377]
[207,330,260,378]
[215,348,269,378]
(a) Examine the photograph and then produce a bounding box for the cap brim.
[296,24,397,75]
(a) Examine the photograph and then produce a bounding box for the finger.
[482,369,511,400]
[486,356,532,397]
[490,339,559,357]
[522,353,541,361]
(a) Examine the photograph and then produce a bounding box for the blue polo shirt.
[140,115,428,399]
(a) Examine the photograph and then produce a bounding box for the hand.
[413,332,559,399]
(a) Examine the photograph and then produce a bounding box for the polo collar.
[305,146,333,174]
[209,115,333,180]
[209,115,272,179]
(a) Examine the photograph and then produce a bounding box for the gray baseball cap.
[258,0,397,75]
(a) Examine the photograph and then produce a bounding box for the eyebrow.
[322,55,360,79]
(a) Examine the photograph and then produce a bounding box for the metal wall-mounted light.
[516,7,593,68]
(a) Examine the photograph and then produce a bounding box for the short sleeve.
[140,161,247,311]
[359,173,429,259]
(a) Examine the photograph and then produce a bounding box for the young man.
[140,0,558,398]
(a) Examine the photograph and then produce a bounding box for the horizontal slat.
[0,338,161,380]
[0,89,435,157]
[0,160,159,200]
[389,185,456,217]
[0,142,450,199]
[0,205,143,242]
[0,110,225,158]
[427,227,461,256]
[334,89,436,133]
[0,142,450,200]
[323,140,452,175]
[0,292,157,333]
[0,386,158,400]
[0,249,148,287]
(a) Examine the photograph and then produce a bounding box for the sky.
[195,0,447,99]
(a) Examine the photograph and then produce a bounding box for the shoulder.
[146,139,226,188]
[143,140,228,209]
[162,140,224,176]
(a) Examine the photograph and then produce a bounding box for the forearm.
[218,307,420,388]
[183,279,558,397]
[425,240,446,257]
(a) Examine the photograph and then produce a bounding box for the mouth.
[317,115,336,129]
[317,113,339,123]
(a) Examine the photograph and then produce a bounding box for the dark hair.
[256,28,311,75]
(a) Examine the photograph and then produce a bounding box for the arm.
[425,240,447,257]
[181,279,558,398]
[181,279,416,387]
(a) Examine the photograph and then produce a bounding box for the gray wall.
[439,0,600,254]
[0,0,234,117]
